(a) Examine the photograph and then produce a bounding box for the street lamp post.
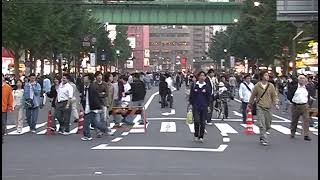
[116,50,120,72]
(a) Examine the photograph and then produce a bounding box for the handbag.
[242,82,257,115]
[25,98,34,109]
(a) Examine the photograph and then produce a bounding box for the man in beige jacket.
[248,70,279,146]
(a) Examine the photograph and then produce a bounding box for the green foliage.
[2,0,115,76]
[113,26,132,65]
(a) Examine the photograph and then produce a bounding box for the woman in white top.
[13,80,24,133]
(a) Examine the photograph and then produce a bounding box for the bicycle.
[213,91,231,120]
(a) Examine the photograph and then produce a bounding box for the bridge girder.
[87,2,242,25]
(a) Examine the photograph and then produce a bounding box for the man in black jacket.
[80,73,107,141]
[126,73,147,125]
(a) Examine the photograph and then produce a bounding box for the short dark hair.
[104,72,112,82]
[244,73,251,79]
[207,69,215,74]
[83,73,95,82]
[62,73,72,81]
[94,71,103,77]
[119,75,128,82]
[259,70,268,80]
[112,72,118,78]
[133,73,140,79]
[29,73,36,77]
[197,71,206,77]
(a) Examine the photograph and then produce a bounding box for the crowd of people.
[2,69,318,145]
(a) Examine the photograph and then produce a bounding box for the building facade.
[127,26,150,71]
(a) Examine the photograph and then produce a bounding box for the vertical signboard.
[230,56,235,68]
[90,53,96,67]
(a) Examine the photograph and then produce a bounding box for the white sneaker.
[206,122,213,126]
[266,132,270,135]
[62,132,70,136]
[81,137,93,141]
[31,130,36,133]
[107,132,114,136]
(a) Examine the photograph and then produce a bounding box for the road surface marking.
[132,91,159,122]
[222,137,230,143]
[147,117,291,123]
[297,125,318,132]
[188,124,194,133]
[271,125,300,135]
[121,132,129,136]
[240,124,260,134]
[8,122,47,135]
[91,144,228,152]
[111,137,123,142]
[214,123,238,134]
[160,122,176,132]
[37,124,60,135]
[6,125,16,130]
[232,111,243,117]
[69,127,78,134]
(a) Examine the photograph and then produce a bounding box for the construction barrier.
[77,110,84,134]
[110,106,147,134]
[245,108,255,135]
[46,110,54,136]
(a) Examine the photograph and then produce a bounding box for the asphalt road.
[2,84,318,180]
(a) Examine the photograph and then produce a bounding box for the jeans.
[280,93,289,111]
[193,107,208,139]
[84,112,107,138]
[95,106,109,133]
[2,112,8,135]
[131,100,145,123]
[207,99,214,123]
[241,102,248,123]
[26,107,39,131]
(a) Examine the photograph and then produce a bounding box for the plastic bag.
[186,109,193,124]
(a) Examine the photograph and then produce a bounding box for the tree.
[113,26,132,69]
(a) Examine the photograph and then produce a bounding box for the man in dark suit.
[80,73,107,141]
[205,69,215,125]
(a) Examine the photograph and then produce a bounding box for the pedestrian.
[229,74,237,96]
[126,73,147,125]
[13,79,25,133]
[93,71,110,137]
[238,74,254,123]
[287,75,312,141]
[104,72,114,134]
[80,73,107,141]
[120,75,134,125]
[46,76,60,131]
[2,74,14,141]
[55,73,73,135]
[205,69,216,126]
[69,78,80,123]
[110,72,121,127]
[189,71,211,143]
[159,75,169,108]
[23,73,42,133]
[248,70,279,146]
[175,73,181,91]
[165,73,174,108]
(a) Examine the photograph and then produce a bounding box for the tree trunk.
[53,51,57,74]
[40,58,45,76]
[58,57,62,76]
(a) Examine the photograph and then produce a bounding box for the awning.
[2,47,15,58]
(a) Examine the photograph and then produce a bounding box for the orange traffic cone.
[77,110,84,134]
[46,110,54,136]
[245,109,255,135]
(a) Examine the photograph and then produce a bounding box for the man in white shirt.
[55,73,73,135]
[289,75,311,141]
[120,75,134,125]
[238,74,254,123]
[165,73,174,108]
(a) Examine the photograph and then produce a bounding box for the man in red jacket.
[2,74,14,142]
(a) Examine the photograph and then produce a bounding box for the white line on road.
[222,137,230,143]
[111,137,123,142]
[69,127,78,134]
[91,144,228,152]
[6,125,16,130]
[188,124,194,133]
[147,117,290,123]
[160,122,176,133]
[214,123,238,134]
[9,122,47,135]
[271,125,300,135]
[121,132,129,136]
[297,125,318,132]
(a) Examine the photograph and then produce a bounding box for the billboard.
[277,0,318,21]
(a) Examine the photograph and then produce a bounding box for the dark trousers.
[241,102,248,123]
[55,101,71,132]
[26,107,39,131]
[291,104,309,136]
[193,107,208,138]
[207,100,214,123]
[2,112,8,138]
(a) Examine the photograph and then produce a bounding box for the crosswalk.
[5,120,318,137]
